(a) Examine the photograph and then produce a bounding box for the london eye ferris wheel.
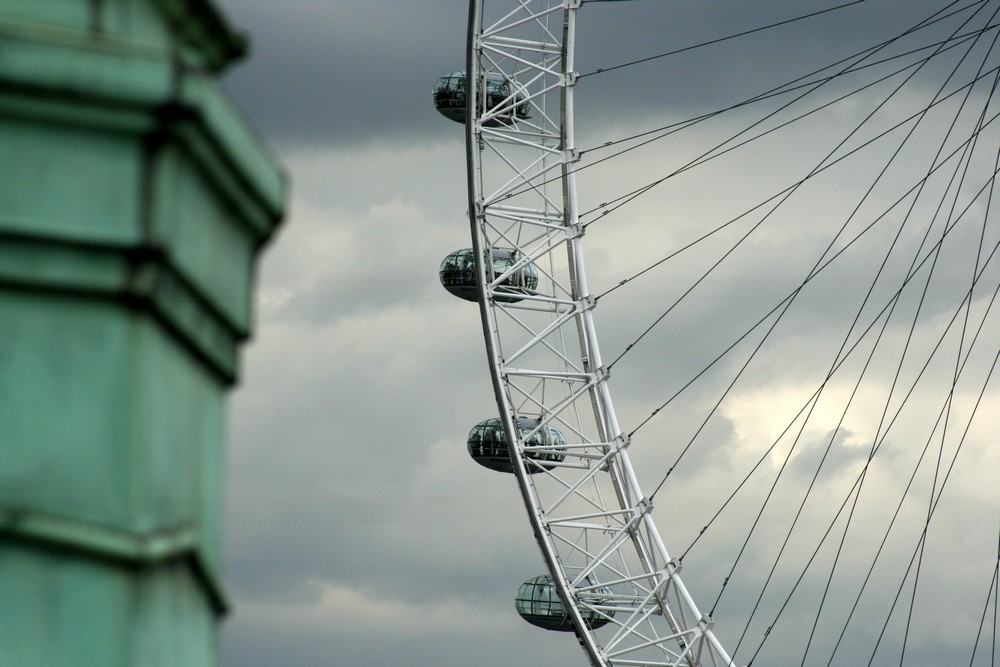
[433,2,1000,666]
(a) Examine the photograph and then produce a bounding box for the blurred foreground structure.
[0,1,285,664]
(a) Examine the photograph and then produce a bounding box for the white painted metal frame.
[463,1,737,666]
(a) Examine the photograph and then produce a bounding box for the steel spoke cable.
[683,208,988,589]
[753,241,1000,667]
[601,82,988,371]
[583,18,998,160]
[597,62,1000,307]
[488,4,994,217]
[634,111,1000,448]
[968,520,1000,667]
[489,3,986,214]
[579,65,1000,323]
[746,243,1000,664]
[633,0,995,520]
[891,183,973,667]
[726,309,894,658]
[799,443,876,666]
[823,183,1000,666]
[579,57,926,228]
[685,243,947,644]
[724,140,975,649]
[684,145,1000,537]
[990,516,1000,667]
[680,140,997,664]
[624,127,1000,499]
[806,60,1000,667]
[860,337,1000,667]
[663,151,1000,598]
[580,45,1000,233]
[851,6,1000,446]
[461,4,1000,664]
[494,26,994,228]
[577,2,994,227]
[825,412,959,665]
[899,26,1000,663]
[580,61,919,228]
[824,157,1000,663]
[827,382,975,667]
[733,83,981,646]
[802,164,965,657]
[577,1,866,79]
[602,112,927,377]
[980,115,1000,667]
[734,19,1000,664]
[712,255,1000,665]
[625,44,1000,446]
[804,370,1000,665]
[611,7,1000,442]
[477,9,998,273]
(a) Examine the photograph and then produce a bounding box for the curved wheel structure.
[462,2,735,665]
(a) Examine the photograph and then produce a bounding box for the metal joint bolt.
[614,433,631,450]
[592,364,610,383]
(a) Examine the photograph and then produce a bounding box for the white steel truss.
[463,1,738,666]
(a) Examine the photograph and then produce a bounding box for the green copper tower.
[0,1,285,665]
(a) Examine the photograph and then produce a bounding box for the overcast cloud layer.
[212,2,1000,666]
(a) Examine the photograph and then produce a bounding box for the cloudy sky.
[210,1,1000,666]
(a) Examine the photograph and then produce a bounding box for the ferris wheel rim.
[461,2,737,666]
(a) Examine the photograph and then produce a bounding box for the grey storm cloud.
[213,2,1000,666]
[216,0,955,148]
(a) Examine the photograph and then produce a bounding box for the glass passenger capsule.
[439,248,538,303]
[515,575,613,632]
[466,416,566,474]
[432,71,530,125]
